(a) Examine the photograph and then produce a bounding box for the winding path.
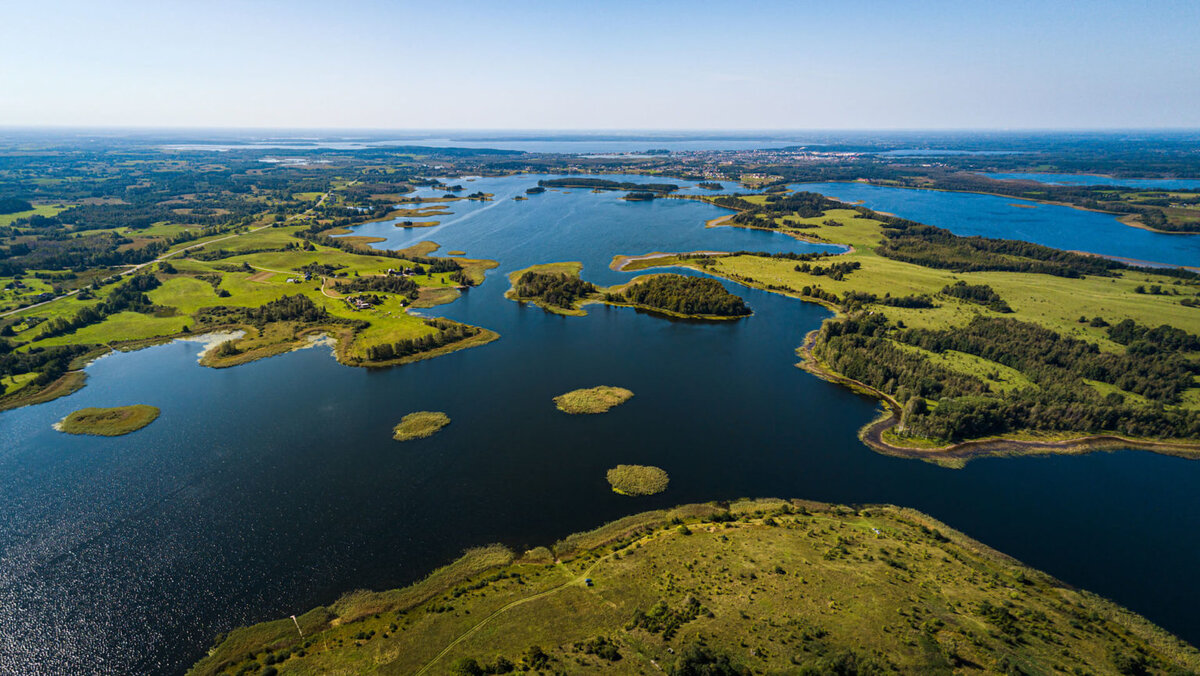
[413,555,612,675]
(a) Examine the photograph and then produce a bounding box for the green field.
[188,499,1200,676]
[0,204,67,227]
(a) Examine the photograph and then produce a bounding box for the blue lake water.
[791,181,1200,267]
[982,172,1200,190]
[3,175,1200,674]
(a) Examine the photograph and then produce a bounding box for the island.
[506,264,751,320]
[392,411,451,441]
[188,498,1200,676]
[57,404,160,436]
[554,385,634,414]
[605,463,668,495]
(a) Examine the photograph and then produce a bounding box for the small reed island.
[606,464,670,495]
[553,386,634,414]
[392,411,451,441]
[57,405,160,436]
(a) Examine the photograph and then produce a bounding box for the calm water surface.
[982,172,1200,190]
[792,181,1200,267]
[3,176,1200,674]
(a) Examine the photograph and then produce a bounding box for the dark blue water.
[792,181,1200,268]
[983,172,1200,190]
[3,176,1200,675]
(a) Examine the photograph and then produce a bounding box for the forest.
[613,274,750,317]
[813,313,1200,441]
[513,271,597,309]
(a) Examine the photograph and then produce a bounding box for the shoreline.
[842,179,1200,237]
[792,331,1200,467]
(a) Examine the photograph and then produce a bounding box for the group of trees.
[514,271,597,309]
[613,274,750,317]
[813,312,1200,441]
[794,260,860,281]
[334,275,419,299]
[941,281,1013,313]
[363,320,480,362]
[0,197,32,215]
[537,178,679,193]
[197,294,333,329]
[0,342,92,396]
[1107,319,1200,352]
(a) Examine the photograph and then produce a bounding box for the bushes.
[941,281,1012,313]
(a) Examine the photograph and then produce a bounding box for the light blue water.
[791,181,1200,267]
[983,172,1200,190]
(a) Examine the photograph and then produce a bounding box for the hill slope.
[190,499,1200,675]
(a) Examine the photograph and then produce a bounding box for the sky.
[3,0,1199,130]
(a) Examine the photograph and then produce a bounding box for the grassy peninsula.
[554,386,634,414]
[188,498,1200,676]
[57,404,159,436]
[627,190,1200,462]
[606,464,669,495]
[393,411,451,441]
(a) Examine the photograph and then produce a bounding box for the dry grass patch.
[606,464,670,496]
[553,385,633,414]
[393,411,451,441]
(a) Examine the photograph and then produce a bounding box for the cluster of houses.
[386,267,419,277]
[284,271,315,284]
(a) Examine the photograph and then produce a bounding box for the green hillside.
[189,499,1200,676]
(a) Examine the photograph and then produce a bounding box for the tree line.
[363,320,480,362]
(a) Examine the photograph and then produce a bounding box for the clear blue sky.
[4,0,1198,129]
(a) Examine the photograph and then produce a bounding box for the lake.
[791,181,1200,268]
[982,172,1200,190]
[3,176,1200,674]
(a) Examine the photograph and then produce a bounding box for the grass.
[187,499,1200,676]
[553,386,634,414]
[605,464,669,496]
[0,204,66,227]
[393,411,451,441]
[57,404,159,436]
